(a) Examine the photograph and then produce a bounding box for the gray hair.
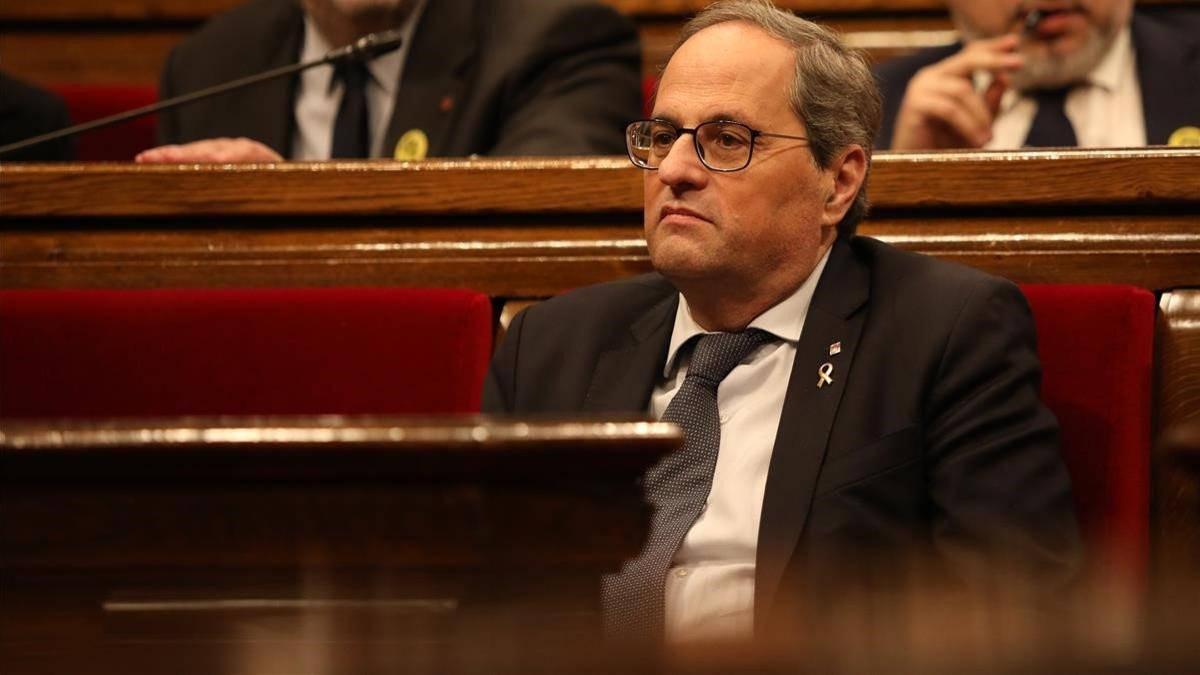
[667,0,882,238]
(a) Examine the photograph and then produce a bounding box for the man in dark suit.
[0,72,76,161]
[137,0,641,162]
[875,0,1200,149]
[483,0,1080,644]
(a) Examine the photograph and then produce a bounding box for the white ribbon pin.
[817,362,834,388]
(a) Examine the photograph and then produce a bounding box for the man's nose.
[655,134,709,190]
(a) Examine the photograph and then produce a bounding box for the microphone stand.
[0,28,405,159]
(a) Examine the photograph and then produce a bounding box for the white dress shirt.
[983,26,1145,149]
[291,0,426,160]
[652,249,831,643]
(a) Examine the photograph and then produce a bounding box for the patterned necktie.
[602,328,774,641]
[331,61,370,158]
[1023,87,1078,148]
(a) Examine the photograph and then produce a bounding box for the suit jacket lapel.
[1132,13,1199,145]
[755,239,870,626]
[383,0,478,157]
[583,292,677,413]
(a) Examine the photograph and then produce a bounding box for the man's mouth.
[1019,5,1083,37]
[659,205,710,225]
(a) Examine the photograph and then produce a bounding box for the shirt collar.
[1087,25,1132,94]
[661,247,832,377]
[299,0,427,97]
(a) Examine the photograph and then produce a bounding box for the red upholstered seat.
[49,84,158,161]
[1021,284,1155,592]
[0,288,493,418]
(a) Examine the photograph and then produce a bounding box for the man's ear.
[821,145,868,227]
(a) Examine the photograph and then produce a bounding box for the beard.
[952,2,1125,91]
[1010,20,1121,90]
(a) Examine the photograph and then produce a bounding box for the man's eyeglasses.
[625,119,809,172]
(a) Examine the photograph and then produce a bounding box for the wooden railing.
[3,149,1197,293]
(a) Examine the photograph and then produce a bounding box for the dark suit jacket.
[0,72,76,161]
[158,0,642,157]
[874,11,1200,148]
[483,236,1081,629]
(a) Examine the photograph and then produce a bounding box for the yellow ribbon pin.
[1168,126,1200,147]
[394,129,429,160]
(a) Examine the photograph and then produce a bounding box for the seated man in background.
[0,72,76,161]
[138,0,641,162]
[876,0,1200,149]
[484,0,1080,645]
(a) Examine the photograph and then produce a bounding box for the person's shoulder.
[169,0,301,71]
[527,273,675,320]
[1131,8,1200,59]
[0,72,74,160]
[872,44,963,87]
[0,72,68,119]
[482,0,636,45]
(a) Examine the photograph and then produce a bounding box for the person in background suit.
[0,72,76,161]
[876,0,1200,149]
[484,0,1080,645]
[136,0,641,162]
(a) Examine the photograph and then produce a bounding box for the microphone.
[0,28,405,159]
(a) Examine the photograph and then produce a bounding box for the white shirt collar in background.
[983,26,1144,149]
[291,0,426,160]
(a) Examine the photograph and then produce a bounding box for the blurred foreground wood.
[3,417,1200,674]
[0,417,677,674]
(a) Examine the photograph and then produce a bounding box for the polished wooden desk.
[2,149,1197,293]
[0,417,678,674]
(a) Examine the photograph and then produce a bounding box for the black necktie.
[601,329,774,641]
[1023,87,1078,148]
[331,61,370,158]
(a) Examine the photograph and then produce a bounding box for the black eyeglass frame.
[625,118,809,172]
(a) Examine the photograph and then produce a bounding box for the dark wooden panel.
[1153,292,1200,625]
[0,417,676,674]
[1159,291,1200,433]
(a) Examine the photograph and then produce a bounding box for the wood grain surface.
[2,150,1198,293]
[0,417,677,674]
[4,149,1197,215]
[1159,291,1200,432]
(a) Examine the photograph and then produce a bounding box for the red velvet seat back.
[49,84,158,161]
[1021,285,1155,589]
[0,288,492,418]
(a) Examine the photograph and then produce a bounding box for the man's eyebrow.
[705,112,750,123]
[649,112,756,127]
